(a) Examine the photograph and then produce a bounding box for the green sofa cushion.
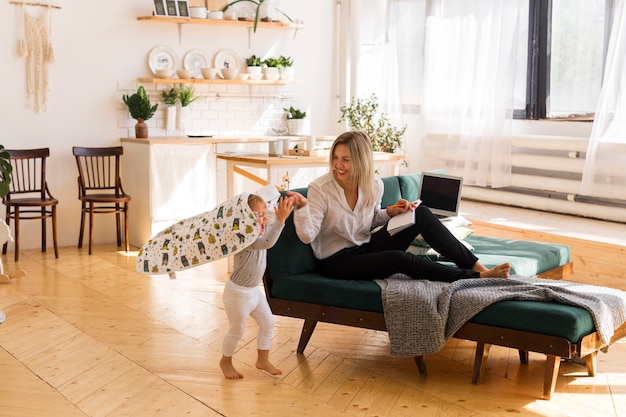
[470,300,595,343]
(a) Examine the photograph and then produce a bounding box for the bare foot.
[256,349,282,376]
[255,359,282,376]
[479,263,510,278]
[220,356,243,379]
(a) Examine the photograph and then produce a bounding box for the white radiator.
[423,134,626,223]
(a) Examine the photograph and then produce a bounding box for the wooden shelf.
[137,15,304,30]
[138,77,302,85]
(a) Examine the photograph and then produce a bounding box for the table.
[216,152,407,198]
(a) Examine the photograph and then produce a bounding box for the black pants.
[319,205,481,283]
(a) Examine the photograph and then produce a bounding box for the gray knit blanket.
[375,275,626,356]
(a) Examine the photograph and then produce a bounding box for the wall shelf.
[139,77,302,85]
[137,16,304,30]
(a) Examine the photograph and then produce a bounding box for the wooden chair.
[72,146,131,255]
[2,148,59,262]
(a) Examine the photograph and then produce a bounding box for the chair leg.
[41,207,47,253]
[78,203,86,249]
[115,203,122,247]
[124,203,130,252]
[88,205,94,255]
[52,206,58,258]
[14,208,20,262]
[2,212,10,255]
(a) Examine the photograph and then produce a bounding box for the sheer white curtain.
[581,0,626,200]
[420,1,519,187]
[342,0,403,127]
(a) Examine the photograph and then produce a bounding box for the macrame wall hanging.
[11,1,61,113]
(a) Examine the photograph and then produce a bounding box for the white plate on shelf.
[214,49,242,78]
[183,49,210,79]
[148,45,179,76]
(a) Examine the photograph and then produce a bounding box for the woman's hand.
[386,199,419,217]
[285,191,308,210]
[274,196,294,223]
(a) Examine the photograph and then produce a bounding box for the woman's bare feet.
[220,355,244,379]
[479,263,511,278]
[256,350,282,376]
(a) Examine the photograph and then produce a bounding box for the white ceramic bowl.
[155,69,175,79]
[177,69,194,79]
[221,68,239,80]
[238,73,250,80]
[189,6,207,19]
[201,67,219,80]
[207,11,223,20]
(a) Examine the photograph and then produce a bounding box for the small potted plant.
[161,87,178,131]
[177,85,200,131]
[123,86,158,138]
[245,54,263,77]
[262,56,281,80]
[284,106,308,135]
[278,55,294,80]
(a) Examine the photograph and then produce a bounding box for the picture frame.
[165,0,178,17]
[153,0,166,16]
[177,1,189,18]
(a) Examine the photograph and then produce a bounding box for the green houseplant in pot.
[278,55,294,80]
[263,56,281,80]
[123,86,158,138]
[245,54,263,77]
[0,145,12,200]
[338,94,406,153]
[0,145,24,283]
[177,85,200,131]
[284,106,307,135]
[161,87,178,131]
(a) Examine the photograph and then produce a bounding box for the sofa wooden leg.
[518,349,529,364]
[297,319,317,354]
[585,352,597,376]
[413,356,427,375]
[472,342,491,384]
[543,354,561,400]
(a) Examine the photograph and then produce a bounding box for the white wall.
[0,0,337,250]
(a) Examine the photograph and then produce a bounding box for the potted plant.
[0,145,12,199]
[177,85,200,131]
[161,87,178,131]
[123,86,158,138]
[338,94,406,153]
[262,56,281,80]
[245,54,263,76]
[284,106,307,135]
[278,55,294,80]
[222,0,293,33]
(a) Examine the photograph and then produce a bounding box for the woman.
[286,131,510,282]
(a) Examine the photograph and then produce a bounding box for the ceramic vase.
[135,118,148,138]
[177,106,190,131]
[165,106,176,131]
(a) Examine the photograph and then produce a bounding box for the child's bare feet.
[256,349,282,376]
[220,355,244,379]
[479,263,510,278]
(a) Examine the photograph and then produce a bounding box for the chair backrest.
[4,148,50,201]
[72,146,124,196]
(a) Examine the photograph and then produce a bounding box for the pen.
[388,199,422,209]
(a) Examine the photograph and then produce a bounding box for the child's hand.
[274,196,294,223]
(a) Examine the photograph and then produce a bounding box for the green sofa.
[263,172,624,399]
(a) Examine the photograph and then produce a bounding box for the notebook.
[418,172,463,218]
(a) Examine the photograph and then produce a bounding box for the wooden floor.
[1,203,626,417]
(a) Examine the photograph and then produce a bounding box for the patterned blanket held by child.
[136,193,260,275]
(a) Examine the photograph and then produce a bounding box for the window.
[522,0,612,119]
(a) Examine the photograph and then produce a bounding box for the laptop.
[417,172,463,218]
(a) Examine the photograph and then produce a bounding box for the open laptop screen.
[418,172,463,218]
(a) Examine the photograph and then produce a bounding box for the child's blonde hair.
[247,194,266,211]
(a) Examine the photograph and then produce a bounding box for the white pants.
[222,280,275,357]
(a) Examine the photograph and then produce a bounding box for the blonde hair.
[329,131,376,206]
[247,194,266,211]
